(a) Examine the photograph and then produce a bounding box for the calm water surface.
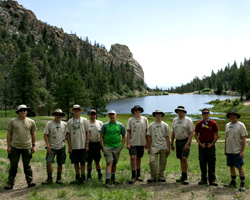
[106,94,238,114]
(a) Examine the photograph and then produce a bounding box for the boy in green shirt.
[100,110,126,188]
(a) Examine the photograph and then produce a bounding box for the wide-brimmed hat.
[152,109,165,117]
[70,104,83,113]
[15,104,30,114]
[226,110,241,119]
[175,106,187,114]
[88,109,97,115]
[52,109,65,116]
[108,110,116,114]
[131,105,144,114]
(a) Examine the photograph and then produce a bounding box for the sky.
[17,0,250,89]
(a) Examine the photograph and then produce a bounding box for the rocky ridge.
[0,0,144,80]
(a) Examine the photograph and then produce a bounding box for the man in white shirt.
[66,105,89,184]
[171,106,194,185]
[224,111,248,192]
[127,105,149,184]
[42,109,67,185]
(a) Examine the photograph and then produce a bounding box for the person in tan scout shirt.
[127,105,149,184]
[4,105,37,190]
[147,110,170,183]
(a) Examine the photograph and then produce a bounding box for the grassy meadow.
[0,99,250,199]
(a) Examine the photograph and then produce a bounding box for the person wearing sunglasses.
[42,109,67,185]
[86,109,103,182]
[195,108,219,186]
[4,105,37,190]
[66,105,90,184]
[127,105,149,184]
[171,106,194,185]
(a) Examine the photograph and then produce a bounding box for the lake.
[106,94,238,114]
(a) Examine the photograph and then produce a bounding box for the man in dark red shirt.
[195,108,219,186]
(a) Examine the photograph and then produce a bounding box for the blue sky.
[17,0,250,89]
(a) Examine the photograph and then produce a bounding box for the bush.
[233,99,239,106]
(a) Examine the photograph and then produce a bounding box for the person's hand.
[7,146,12,154]
[31,146,35,153]
[145,143,149,149]
[171,145,175,152]
[148,148,151,154]
[166,149,170,156]
[184,144,189,151]
[200,143,206,149]
[127,143,130,150]
[68,147,72,154]
[207,143,213,149]
[85,144,89,152]
[239,152,244,158]
[47,146,52,155]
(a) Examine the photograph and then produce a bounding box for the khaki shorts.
[103,146,121,164]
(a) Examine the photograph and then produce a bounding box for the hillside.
[0,0,146,115]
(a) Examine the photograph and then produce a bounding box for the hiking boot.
[4,184,13,190]
[56,178,63,184]
[239,183,245,192]
[79,177,85,184]
[98,174,103,182]
[224,180,236,188]
[42,178,53,185]
[198,180,207,185]
[136,176,143,182]
[111,176,120,185]
[158,177,166,182]
[147,178,157,183]
[105,179,112,188]
[128,177,136,184]
[182,178,189,185]
[176,177,184,183]
[209,181,218,186]
[28,182,36,188]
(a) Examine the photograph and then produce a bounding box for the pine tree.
[90,94,107,118]
[11,53,41,115]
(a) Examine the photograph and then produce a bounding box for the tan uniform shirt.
[66,117,89,150]
[8,117,37,149]
[89,120,103,143]
[127,116,149,146]
[147,121,170,150]
[225,121,248,154]
[44,120,67,150]
[172,116,194,140]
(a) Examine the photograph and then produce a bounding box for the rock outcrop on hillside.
[0,0,144,81]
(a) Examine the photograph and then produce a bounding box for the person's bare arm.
[166,136,170,156]
[171,131,175,151]
[85,131,89,152]
[66,132,72,154]
[240,136,246,158]
[7,130,12,154]
[127,130,131,150]
[44,134,52,154]
[100,133,104,151]
[31,131,36,153]
[121,134,126,150]
[184,131,193,151]
[208,131,219,149]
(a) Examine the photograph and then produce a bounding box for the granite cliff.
[0,0,144,80]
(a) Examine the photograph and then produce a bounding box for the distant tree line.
[0,21,145,118]
[168,60,250,101]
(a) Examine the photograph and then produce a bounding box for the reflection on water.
[106,94,238,114]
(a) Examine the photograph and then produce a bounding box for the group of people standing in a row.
[4,104,248,192]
